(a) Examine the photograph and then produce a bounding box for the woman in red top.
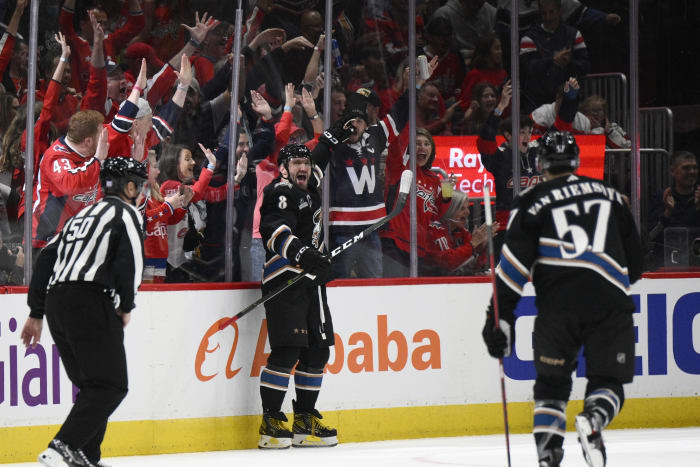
[381,127,452,277]
[459,33,507,111]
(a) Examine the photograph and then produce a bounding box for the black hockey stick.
[484,186,512,467]
[219,170,414,330]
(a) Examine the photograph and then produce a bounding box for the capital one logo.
[194,315,442,382]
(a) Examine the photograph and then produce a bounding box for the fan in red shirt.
[381,127,453,277]
[107,56,191,162]
[189,21,230,87]
[138,150,190,283]
[31,111,109,250]
[0,0,28,98]
[423,191,494,276]
[458,33,508,112]
[59,0,145,93]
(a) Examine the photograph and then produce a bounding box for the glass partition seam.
[409,0,418,277]
[630,0,641,228]
[23,0,41,283]
[322,0,332,252]
[225,1,244,282]
[510,0,520,199]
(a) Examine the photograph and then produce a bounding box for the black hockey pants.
[45,282,129,462]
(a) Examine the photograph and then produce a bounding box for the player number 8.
[278,195,288,209]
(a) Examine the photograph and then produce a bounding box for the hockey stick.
[218,170,414,330]
[484,187,512,467]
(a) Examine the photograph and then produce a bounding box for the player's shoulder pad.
[274,178,293,189]
[513,184,540,211]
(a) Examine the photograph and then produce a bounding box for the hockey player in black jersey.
[257,134,351,448]
[481,132,644,467]
[21,157,147,467]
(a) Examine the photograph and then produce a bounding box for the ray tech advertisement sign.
[431,135,606,196]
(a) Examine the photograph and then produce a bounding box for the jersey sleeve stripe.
[538,240,629,276]
[379,120,390,140]
[266,224,292,253]
[496,265,524,295]
[385,114,399,137]
[280,233,298,259]
[111,114,135,133]
[502,244,530,277]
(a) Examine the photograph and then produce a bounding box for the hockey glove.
[482,304,513,359]
[319,113,357,147]
[297,246,332,277]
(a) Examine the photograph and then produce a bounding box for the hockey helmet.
[101,157,148,197]
[536,131,580,174]
[278,143,313,171]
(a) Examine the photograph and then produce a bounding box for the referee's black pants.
[45,282,128,462]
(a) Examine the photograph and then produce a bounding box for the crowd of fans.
[0,0,697,285]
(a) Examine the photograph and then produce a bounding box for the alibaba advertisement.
[430,135,606,196]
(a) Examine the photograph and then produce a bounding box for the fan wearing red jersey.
[381,128,452,277]
[107,56,191,162]
[138,150,190,283]
[32,112,109,250]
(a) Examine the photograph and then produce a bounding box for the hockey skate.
[38,439,95,466]
[292,400,338,447]
[575,411,607,467]
[258,411,293,449]
[538,448,563,467]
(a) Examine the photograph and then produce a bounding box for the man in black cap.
[327,63,434,278]
[352,87,382,125]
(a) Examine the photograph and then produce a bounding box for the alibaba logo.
[195,315,442,382]
[194,318,242,382]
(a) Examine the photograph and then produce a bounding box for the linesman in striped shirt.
[21,157,147,467]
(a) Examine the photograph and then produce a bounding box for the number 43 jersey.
[496,174,644,318]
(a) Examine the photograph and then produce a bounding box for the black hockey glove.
[482,304,514,359]
[319,113,357,147]
[297,246,332,277]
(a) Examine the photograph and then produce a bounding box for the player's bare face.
[178,149,196,183]
[416,135,432,167]
[288,158,312,190]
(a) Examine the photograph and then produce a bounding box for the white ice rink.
[7,427,700,466]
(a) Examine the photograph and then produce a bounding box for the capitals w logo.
[346,165,376,195]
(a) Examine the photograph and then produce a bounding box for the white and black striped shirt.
[28,196,144,318]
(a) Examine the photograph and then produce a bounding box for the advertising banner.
[0,276,698,460]
[431,135,606,196]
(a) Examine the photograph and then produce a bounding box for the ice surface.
[8,427,700,466]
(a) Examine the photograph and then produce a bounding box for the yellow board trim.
[2,397,699,463]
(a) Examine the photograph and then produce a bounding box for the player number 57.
[552,199,611,259]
